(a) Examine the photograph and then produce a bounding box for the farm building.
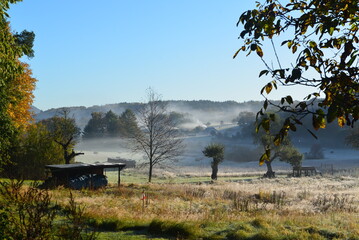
[43,162,126,189]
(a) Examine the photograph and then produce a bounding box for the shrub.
[148,219,198,239]
[0,180,56,240]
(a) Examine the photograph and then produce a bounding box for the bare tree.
[133,89,184,182]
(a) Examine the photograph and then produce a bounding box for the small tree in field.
[202,143,225,180]
[255,114,302,177]
[133,89,184,182]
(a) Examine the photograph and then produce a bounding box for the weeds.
[0,180,98,240]
[312,193,357,212]
[0,180,56,240]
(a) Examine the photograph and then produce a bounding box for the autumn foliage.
[7,62,36,129]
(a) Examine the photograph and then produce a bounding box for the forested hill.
[33,100,264,129]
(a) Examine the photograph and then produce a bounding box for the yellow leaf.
[338,116,346,127]
[265,83,273,94]
[256,45,264,57]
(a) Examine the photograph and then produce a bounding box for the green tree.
[0,0,36,165]
[104,110,121,137]
[41,109,83,164]
[6,123,63,180]
[254,114,303,177]
[234,111,255,126]
[202,143,225,180]
[235,0,359,161]
[119,109,140,138]
[83,112,106,139]
[133,89,184,182]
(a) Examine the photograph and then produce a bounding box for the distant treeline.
[83,109,140,139]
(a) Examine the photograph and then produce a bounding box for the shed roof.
[45,162,126,171]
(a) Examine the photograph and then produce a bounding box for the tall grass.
[47,175,359,239]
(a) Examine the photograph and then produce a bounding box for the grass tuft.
[148,219,199,239]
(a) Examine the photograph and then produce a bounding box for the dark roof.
[45,162,126,170]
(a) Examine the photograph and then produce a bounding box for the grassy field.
[45,172,359,240]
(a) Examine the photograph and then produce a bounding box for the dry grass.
[48,175,359,239]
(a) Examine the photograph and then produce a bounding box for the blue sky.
[8,0,308,110]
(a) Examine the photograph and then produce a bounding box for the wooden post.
[118,167,121,187]
[90,173,93,189]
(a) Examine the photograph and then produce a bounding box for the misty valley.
[33,100,358,180]
[2,0,359,238]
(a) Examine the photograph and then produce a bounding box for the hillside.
[33,100,264,129]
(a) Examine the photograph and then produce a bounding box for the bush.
[5,123,63,180]
[0,180,97,240]
[148,219,198,239]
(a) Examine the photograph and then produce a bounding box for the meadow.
[46,169,359,240]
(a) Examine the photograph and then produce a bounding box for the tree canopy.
[235,0,359,161]
[40,109,82,164]
[254,113,303,177]
[202,143,225,180]
[0,0,36,164]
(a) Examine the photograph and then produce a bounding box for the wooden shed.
[292,166,319,177]
[45,163,126,188]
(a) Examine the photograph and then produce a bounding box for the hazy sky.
[8,0,310,110]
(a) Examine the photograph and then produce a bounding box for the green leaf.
[263,100,268,110]
[291,68,301,80]
[259,70,269,77]
[269,113,276,121]
[289,123,297,132]
[285,96,293,104]
[262,118,270,132]
[327,105,337,123]
[250,43,257,51]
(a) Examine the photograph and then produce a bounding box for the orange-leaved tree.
[7,62,37,129]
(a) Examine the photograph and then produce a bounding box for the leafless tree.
[133,89,184,182]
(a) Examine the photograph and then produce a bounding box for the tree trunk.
[64,147,70,164]
[148,163,153,182]
[64,149,84,164]
[264,161,275,178]
[211,162,218,180]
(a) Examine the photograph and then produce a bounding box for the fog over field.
[72,120,358,177]
[33,100,358,176]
